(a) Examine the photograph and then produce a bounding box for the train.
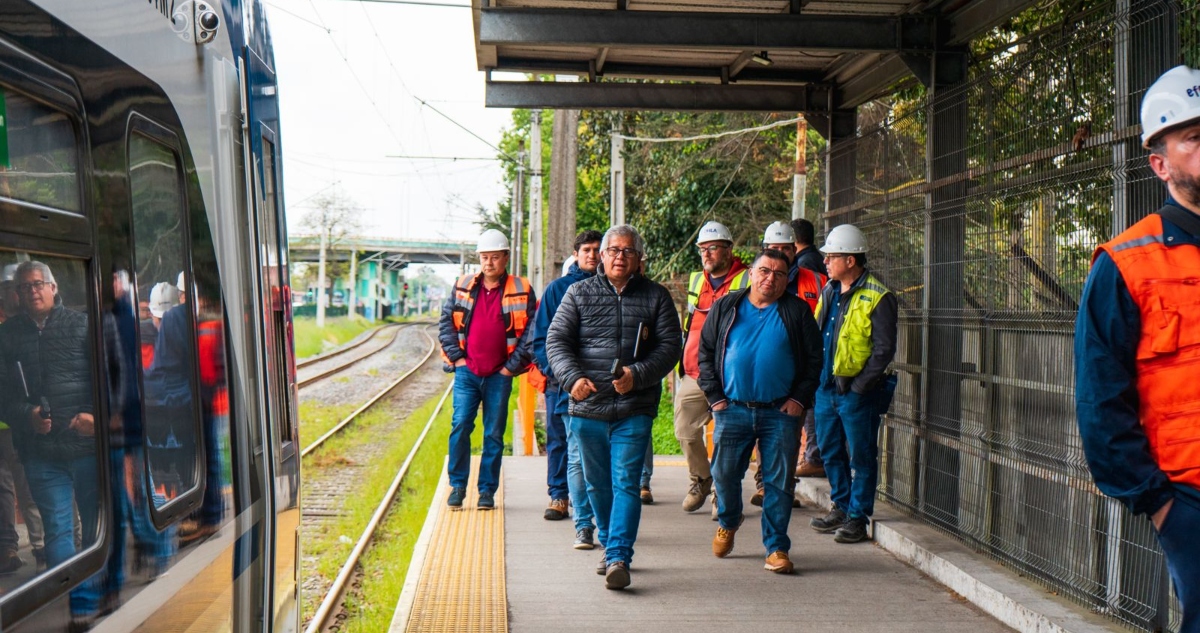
[0,1,299,631]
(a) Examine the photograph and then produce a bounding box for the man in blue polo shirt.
[697,249,822,574]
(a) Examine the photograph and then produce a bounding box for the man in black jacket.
[698,250,822,574]
[546,225,681,590]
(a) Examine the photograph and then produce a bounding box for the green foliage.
[651,380,682,455]
[292,315,374,359]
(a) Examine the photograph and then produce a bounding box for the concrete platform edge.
[795,478,1122,633]
[388,458,450,633]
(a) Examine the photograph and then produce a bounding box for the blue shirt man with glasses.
[697,249,823,574]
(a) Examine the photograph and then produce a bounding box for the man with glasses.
[809,224,898,544]
[677,221,747,513]
[697,249,822,574]
[439,229,536,511]
[546,225,680,590]
[0,261,102,624]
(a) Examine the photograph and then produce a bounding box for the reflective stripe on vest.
[1099,212,1200,490]
[683,267,748,334]
[816,273,889,377]
[796,268,827,312]
[442,273,533,366]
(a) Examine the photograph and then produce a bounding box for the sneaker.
[712,514,743,558]
[447,487,466,509]
[639,487,654,505]
[796,460,826,478]
[478,492,495,510]
[605,561,631,590]
[573,527,595,550]
[834,516,870,543]
[750,486,764,507]
[544,498,569,521]
[596,553,607,575]
[0,549,22,575]
[810,506,848,533]
[682,477,712,512]
[764,551,795,574]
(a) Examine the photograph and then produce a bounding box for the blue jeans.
[640,441,654,489]
[24,453,101,615]
[712,404,799,554]
[1157,493,1200,633]
[814,385,884,520]
[569,414,652,566]
[449,367,514,494]
[544,386,569,499]
[564,413,595,532]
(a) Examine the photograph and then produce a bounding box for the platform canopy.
[473,0,1038,122]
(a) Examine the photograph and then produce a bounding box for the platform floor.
[502,457,1014,633]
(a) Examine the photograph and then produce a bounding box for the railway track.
[296,323,413,389]
[303,381,454,633]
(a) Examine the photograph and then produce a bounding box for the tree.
[299,189,362,327]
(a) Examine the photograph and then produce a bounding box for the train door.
[244,46,300,633]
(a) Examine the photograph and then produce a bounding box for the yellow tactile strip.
[406,456,507,632]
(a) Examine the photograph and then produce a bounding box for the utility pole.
[792,116,808,221]
[610,131,625,226]
[316,231,328,328]
[512,140,525,278]
[348,248,358,320]
[547,109,579,283]
[528,110,544,291]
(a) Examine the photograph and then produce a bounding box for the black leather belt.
[730,398,786,409]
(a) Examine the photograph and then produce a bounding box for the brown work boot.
[796,460,826,478]
[544,498,569,521]
[682,477,712,512]
[712,514,744,558]
[750,485,764,507]
[764,551,795,574]
[640,487,655,505]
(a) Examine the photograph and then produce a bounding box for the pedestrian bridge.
[390,457,1116,633]
[288,235,473,269]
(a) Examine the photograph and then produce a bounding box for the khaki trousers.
[673,374,712,483]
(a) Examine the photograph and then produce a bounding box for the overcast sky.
[269,0,513,248]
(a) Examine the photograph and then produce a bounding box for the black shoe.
[596,553,607,575]
[31,547,45,566]
[573,527,595,550]
[605,561,631,590]
[810,506,848,533]
[447,487,466,509]
[834,516,870,543]
[750,487,764,507]
[478,492,495,510]
[0,550,22,575]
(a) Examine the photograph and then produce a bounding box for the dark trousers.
[1157,492,1200,633]
[544,386,569,499]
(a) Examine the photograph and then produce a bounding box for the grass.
[293,315,375,359]
[651,380,682,455]
[301,379,453,626]
[298,401,358,449]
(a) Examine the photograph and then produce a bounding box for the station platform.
[392,456,1125,633]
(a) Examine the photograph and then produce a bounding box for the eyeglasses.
[823,254,850,261]
[16,280,47,293]
[755,267,788,281]
[697,244,728,255]
[605,247,640,259]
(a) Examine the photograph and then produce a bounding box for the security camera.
[173,1,220,45]
[194,2,220,45]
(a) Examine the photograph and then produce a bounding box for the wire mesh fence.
[810,1,1198,630]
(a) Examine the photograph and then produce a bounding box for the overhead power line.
[615,116,804,143]
[386,155,501,161]
[335,0,469,6]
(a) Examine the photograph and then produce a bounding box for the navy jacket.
[795,245,827,276]
[1075,200,1200,515]
[533,263,593,414]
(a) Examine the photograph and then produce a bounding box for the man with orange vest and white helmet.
[1076,65,1200,632]
[677,221,748,513]
[438,229,536,511]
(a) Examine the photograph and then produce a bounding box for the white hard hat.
[820,224,869,254]
[149,281,180,318]
[176,271,186,292]
[1,264,16,283]
[696,221,733,245]
[561,255,576,275]
[762,221,796,245]
[477,229,511,253]
[1141,65,1200,148]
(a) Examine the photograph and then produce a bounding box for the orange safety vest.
[681,259,749,378]
[795,267,828,313]
[443,273,534,370]
[1098,212,1200,490]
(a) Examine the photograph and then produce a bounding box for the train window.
[0,253,104,607]
[128,127,203,517]
[0,86,80,212]
[260,136,295,450]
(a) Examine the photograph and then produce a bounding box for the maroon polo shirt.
[464,282,508,376]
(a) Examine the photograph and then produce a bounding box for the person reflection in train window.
[183,290,228,544]
[0,264,45,575]
[141,281,179,370]
[0,261,102,625]
[143,272,195,511]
